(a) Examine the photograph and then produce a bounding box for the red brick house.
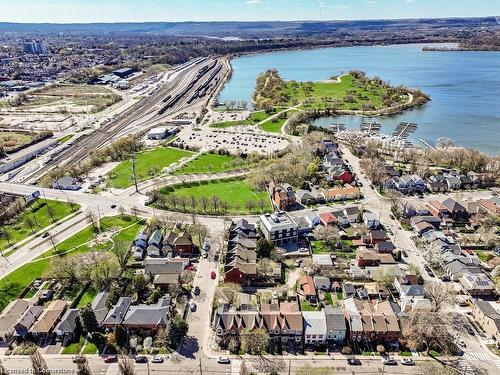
[172,231,194,255]
[269,182,296,211]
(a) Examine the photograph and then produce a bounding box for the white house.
[302,310,327,346]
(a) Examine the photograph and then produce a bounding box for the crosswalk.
[462,351,500,370]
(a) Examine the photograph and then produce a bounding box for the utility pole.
[131,152,139,193]
[199,357,203,375]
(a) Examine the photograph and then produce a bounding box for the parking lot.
[175,127,289,155]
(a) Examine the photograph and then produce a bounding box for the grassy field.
[57,134,74,144]
[311,240,329,254]
[0,131,34,152]
[108,147,193,188]
[0,200,78,254]
[0,216,142,312]
[158,178,272,214]
[175,153,254,174]
[284,74,407,110]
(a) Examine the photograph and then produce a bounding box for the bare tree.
[188,195,198,213]
[373,267,396,287]
[313,225,340,248]
[25,217,37,234]
[210,195,221,213]
[118,355,135,375]
[425,281,455,311]
[257,258,274,279]
[46,204,57,223]
[30,350,50,375]
[75,356,92,375]
[257,198,268,213]
[86,210,99,232]
[200,196,210,212]
[244,200,256,213]
[401,312,455,355]
[0,358,8,375]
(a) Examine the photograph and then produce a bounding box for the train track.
[29,58,222,181]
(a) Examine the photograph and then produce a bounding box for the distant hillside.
[0,17,497,37]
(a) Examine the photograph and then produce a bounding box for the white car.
[151,355,164,363]
[217,356,231,364]
[401,358,414,366]
[457,338,466,347]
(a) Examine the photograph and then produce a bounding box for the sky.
[0,0,498,23]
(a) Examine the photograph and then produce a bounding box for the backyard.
[0,199,78,255]
[156,178,272,214]
[107,147,193,188]
[0,215,142,312]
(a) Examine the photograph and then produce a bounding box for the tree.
[187,222,208,249]
[86,210,99,232]
[373,267,396,287]
[215,283,242,306]
[241,328,269,355]
[168,317,188,348]
[30,350,50,375]
[112,241,131,272]
[436,137,455,149]
[479,226,498,248]
[405,264,421,276]
[425,281,455,311]
[376,344,385,355]
[46,204,57,223]
[25,217,37,234]
[75,356,92,375]
[0,359,8,375]
[244,200,256,213]
[341,346,352,355]
[79,305,99,333]
[118,355,135,375]
[256,237,275,258]
[50,255,80,284]
[130,274,149,302]
[90,253,121,290]
[179,270,195,285]
[401,312,455,355]
[257,258,274,279]
[385,189,403,217]
[313,225,340,248]
[114,325,128,348]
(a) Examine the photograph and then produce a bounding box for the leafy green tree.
[241,329,269,355]
[114,325,128,349]
[168,318,188,348]
[79,305,99,334]
[256,237,275,258]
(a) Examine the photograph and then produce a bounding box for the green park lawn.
[175,153,238,174]
[311,240,329,254]
[107,147,193,188]
[57,134,74,144]
[0,199,78,254]
[283,74,407,111]
[0,216,142,312]
[158,178,272,214]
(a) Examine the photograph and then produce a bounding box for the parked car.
[440,275,451,282]
[457,338,466,348]
[217,357,231,364]
[72,356,86,363]
[401,358,414,366]
[389,214,395,220]
[189,300,197,312]
[42,232,50,238]
[382,357,397,365]
[402,250,408,258]
[347,358,361,365]
[202,252,208,259]
[135,356,148,363]
[111,204,117,209]
[465,325,475,335]
[210,271,216,279]
[151,355,164,364]
[193,286,201,296]
[104,355,117,363]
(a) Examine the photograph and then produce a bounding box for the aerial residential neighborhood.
[0,1,499,375]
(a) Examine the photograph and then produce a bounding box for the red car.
[104,355,117,363]
[210,271,216,279]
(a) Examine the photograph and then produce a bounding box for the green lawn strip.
[259,109,298,133]
[107,147,193,188]
[311,240,329,254]
[0,216,141,312]
[158,178,271,215]
[62,336,85,354]
[325,293,333,305]
[300,300,318,311]
[174,153,260,175]
[82,341,99,354]
[0,200,78,253]
[77,287,97,308]
[57,134,74,143]
[174,153,238,174]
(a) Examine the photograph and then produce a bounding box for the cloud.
[336,4,352,9]
[405,0,416,3]
[367,0,377,6]
[245,0,263,4]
